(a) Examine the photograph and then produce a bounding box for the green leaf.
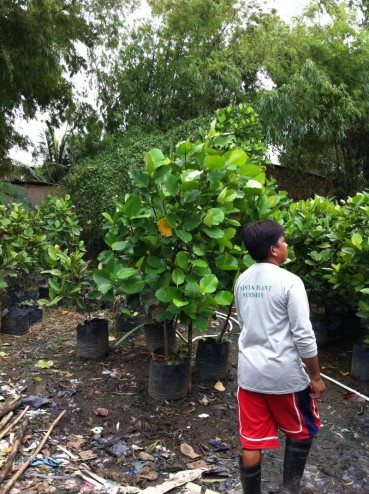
[193,316,209,331]
[147,256,162,268]
[200,274,218,294]
[172,268,185,285]
[48,278,60,292]
[191,260,208,268]
[47,245,58,261]
[182,214,201,231]
[185,282,201,298]
[239,164,262,176]
[215,254,239,270]
[0,279,8,289]
[93,273,113,294]
[205,154,226,170]
[173,298,189,307]
[130,170,150,188]
[102,212,113,222]
[45,269,62,276]
[193,243,206,256]
[213,134,235,147]
[176,252,190,269]
[155,286,181,303]
[116,268,138,280]
[145,148,164,175]
[203,227,224,239]
[352,232,363,249]
[125,194,142,218]
[203,208,225,227]
[46,296,63,306]
[214,291,233,305]
[119,277,145,294]
[177,230,192,242]
[163,174,179,196]
[227,149,247,166]
[111,241,129,251]
[217,188,237,204]
[246,179,263,191]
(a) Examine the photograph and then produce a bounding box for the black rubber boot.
[239,456,261,494]
[280,437,313,493]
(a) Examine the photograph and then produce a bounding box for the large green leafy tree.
[97,0,262,133]
[255,1,369,195]
[0,0,134,172]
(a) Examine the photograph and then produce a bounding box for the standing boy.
[234,220,325,494]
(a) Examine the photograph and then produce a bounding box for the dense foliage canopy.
[5,0,369,201]
[0,0,134,172]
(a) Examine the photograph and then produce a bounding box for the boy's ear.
[269,244,278,258]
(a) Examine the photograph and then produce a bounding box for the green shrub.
[0,181,29,208]
[324,191,369,315]
[66,116,211,247]
[0,196,85,294]
[284,195,343,308]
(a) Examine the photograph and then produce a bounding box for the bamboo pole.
[0,410,66,494]
[0,412,13,431]
[0,416,29,484]
[0,397,22,420]
[0,406,30,440]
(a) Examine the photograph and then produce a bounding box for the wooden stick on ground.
[0,397,22,420]
[0,406,30,440]
[0,416,29,484]
[0,412,13,431]
[0,409,66,494]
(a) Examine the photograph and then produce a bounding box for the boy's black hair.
[242,220,284,262]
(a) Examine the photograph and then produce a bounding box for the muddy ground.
[1,308,369,493]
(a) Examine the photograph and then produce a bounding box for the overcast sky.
[10,0,310,165]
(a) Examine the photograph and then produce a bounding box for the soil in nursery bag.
[28,306,44,325]
[194,337,230,380]
[76,318,109,360]
[351,344,369,381]
[9,289,38,305]
[148,352,189,400]
[1,306,30,335]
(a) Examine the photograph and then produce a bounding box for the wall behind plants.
[66,116,211,251]
[267,167,333,200]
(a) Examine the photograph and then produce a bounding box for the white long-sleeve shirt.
[234,262,317,394]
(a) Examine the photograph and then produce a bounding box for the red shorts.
[237,386,320,449]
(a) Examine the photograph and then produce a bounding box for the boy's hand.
[309,377,325,399]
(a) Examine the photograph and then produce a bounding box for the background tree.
[96,0,263,133]
[255,1,369,195]
[0,0,135,172]
[34,124,74,184]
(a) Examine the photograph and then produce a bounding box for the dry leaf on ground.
[180,443,200,459]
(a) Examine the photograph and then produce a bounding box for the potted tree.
[284,195,345,344]
[0,202,47,335]
[39,244,110,360]
[0,195,85,335]
[351,295,369,382]
[94,104,283,398]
